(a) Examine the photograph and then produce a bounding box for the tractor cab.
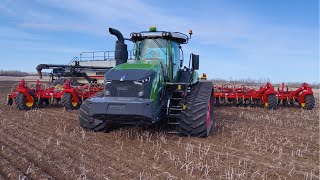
[129,27,192,82]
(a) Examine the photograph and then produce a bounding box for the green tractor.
[79,27,214,137]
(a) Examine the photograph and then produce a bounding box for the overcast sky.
[0,0,318,83]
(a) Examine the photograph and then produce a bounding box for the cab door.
[171,42,180,81]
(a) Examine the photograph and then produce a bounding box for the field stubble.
[0,81,319,180]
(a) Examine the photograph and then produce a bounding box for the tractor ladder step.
[167,121,180,125]
[169,108,183,111]
[168,113,180,118]
[171,97,183,100]
[169,105,183,111]
[167,131,179,134]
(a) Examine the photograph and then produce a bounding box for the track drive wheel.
[265,94,277,110]
[79,98,112,132]
[179,81,214,137]
[303,94,315,110]
[15,91,37,110]
[61,92,81,110]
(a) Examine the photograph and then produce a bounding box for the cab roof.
[130,31,189,44]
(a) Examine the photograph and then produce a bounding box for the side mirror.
[191,54,199,70]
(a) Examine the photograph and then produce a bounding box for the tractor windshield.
[136,38,169,64]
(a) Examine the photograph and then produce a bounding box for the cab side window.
[171,42,180,78]
[171,42,180,65]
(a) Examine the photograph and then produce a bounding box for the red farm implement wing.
[7,79,103,110]
[213,82,315,110]
[276,82,315,109]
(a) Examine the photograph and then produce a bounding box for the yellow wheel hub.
[264,102,268,107]
[26,97,34,108]
[72,101,78,107]
[301,103,305,108]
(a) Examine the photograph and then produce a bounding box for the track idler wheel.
[15,91,37,110]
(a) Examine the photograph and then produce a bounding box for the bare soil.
[0,81,319,180]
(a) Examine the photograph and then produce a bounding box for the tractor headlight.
[134,77,151,84]
[104,80,112,84]
[162,32,171,37]
[131,33,141,38]
[137,90,144,97]
[105,89,111,96]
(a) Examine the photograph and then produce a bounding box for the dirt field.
[0,81,319,180]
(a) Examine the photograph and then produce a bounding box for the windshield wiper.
[153,38,167,55]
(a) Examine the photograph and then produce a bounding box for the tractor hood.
[105,60,160,81]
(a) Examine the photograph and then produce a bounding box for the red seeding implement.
[213,82,278,109]
[7,79,103,110]
[213,82,315,110]
[276,82,315,109]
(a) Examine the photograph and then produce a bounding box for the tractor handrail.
[68,56,79,65]
[79,50,134,61]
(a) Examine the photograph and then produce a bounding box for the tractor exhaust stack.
[109,28,128,65]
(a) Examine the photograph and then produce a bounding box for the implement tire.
[304,94,315,110]
[179,81,214,137]
[79,99,111,132]
[15,91,37,110]
[7,97,13,106]
[267,94,277,110]
[38,98,50,107]
[61,92,81,110]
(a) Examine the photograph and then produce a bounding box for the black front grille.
[106,81,141,97]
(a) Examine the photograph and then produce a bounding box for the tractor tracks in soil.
[0,128,69,179]
[156,134,318,178]
[0,141,53,180]
[0,107,190,179]
[0,94,319,179]
[0,120,123,179]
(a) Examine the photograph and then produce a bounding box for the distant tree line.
[0,70,34,77]
[210,78,319,89]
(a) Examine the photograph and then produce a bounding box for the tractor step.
[169,108,183,111]
[167,131,179,134]
[168,113,180,118]
[167,122,180,125]
[171,97,183,100]
[169,105,183,111]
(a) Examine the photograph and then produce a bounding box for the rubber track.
[179,81,213,137]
